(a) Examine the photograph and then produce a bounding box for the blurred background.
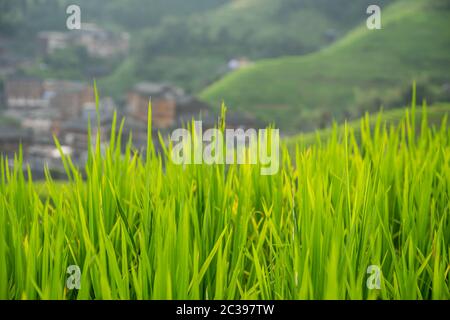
[0,0,449,176]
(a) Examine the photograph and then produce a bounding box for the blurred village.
[0,24,258,178]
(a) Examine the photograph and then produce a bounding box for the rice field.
[0,93,449,300]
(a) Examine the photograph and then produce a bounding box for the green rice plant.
[0,87,448,300]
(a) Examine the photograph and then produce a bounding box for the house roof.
[131,82,185,100]
[176,96,210,112]
[61,112,159,135]
[37,31,68,40]
[5,75,43,83]
[61,115,113,133]
[0,126,32,141]
[44,80,87,94]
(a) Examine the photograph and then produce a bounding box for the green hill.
[14,0,397,95]
[200,0,450,134]
[103,0,396,94]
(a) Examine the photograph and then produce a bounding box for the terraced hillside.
[201,0,450,133]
